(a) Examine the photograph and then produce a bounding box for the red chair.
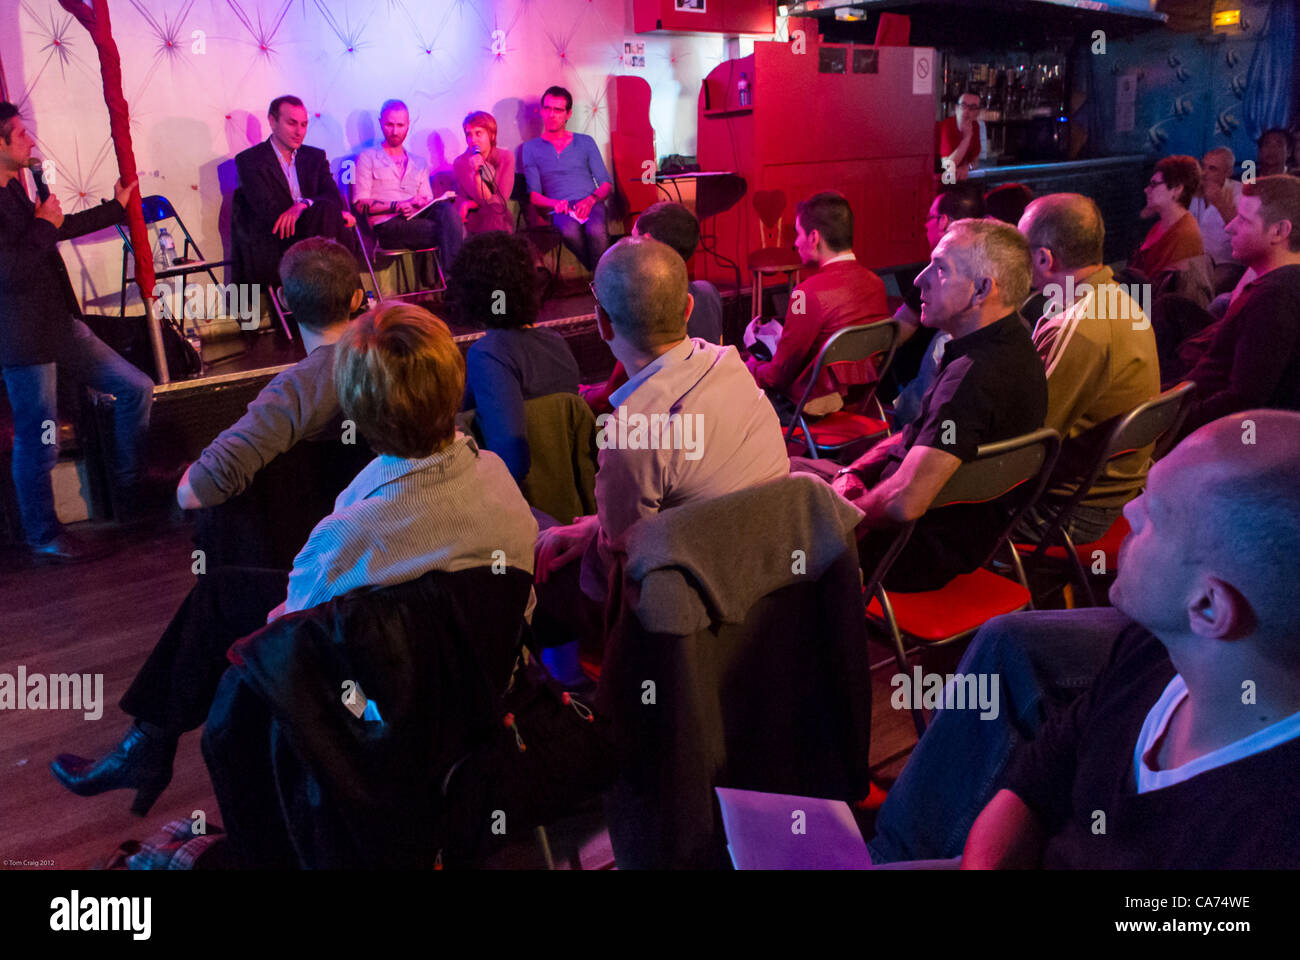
[784,320,900,462]
[1015,383,1195,607]
[748,189,802,322]
[865,427,1061,735]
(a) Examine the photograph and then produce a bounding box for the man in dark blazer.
[233,95,358,291]
[0,102,154,563]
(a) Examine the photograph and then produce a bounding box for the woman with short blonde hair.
[453,110,516,234]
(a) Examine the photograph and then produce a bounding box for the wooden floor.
[0,512,922,870]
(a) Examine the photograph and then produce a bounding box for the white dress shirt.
[355,145,434,226]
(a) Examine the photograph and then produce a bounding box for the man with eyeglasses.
[937,93,983,182]
[521,86,613,272]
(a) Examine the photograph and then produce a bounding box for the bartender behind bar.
[937,92,982,181]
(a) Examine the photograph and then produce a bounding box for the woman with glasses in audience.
[453,111,516,235]
[1130,155,1204,279]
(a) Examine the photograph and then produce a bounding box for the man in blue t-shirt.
[521,86,612,271]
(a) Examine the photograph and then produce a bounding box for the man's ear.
[1187,575,1256,641]
[683,291,695,329]
[969,275,994,307]
[350,288,365,312]
[1269,218,1294,247]
[594,303,615,342]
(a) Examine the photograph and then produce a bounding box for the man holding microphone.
[0,102,151,563]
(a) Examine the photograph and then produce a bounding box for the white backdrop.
[2,0,761,314]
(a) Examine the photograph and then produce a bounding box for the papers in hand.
[564,207,590,226]
[404,190,458,220]
[716,787,873,869]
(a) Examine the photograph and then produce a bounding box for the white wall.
[2,0,749,314]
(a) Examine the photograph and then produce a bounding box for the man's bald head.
[593,236,689,352]
[1018,193,1106,272]
[1121,410,1300,664]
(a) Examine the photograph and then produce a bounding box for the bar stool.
[747,189,802,321]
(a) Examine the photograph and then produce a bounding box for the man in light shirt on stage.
[354,99,463,282]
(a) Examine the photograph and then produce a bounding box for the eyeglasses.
[1146,177,1166,189]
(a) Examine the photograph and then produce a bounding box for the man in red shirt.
[744,191,888,422]
[937,92,982,181]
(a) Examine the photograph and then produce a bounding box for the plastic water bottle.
[157,227,176,269]
[737,73,751,108]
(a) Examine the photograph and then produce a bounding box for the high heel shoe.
[50,722,177,816]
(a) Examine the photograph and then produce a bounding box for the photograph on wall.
[675,0,706,11]
[624,41,646,68]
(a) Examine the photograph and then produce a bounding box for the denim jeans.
[374,202,464,276]
[552,202,609,272]
[2,319,154,544]
[866,607,1132,863]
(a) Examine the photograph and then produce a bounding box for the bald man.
[958,410,1300,868]
[535,235,788,601]
[1018,193,1159,543]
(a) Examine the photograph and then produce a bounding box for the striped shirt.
[285,432,538,613]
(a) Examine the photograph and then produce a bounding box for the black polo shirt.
[864,311,1048,591]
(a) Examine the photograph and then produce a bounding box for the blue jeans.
[552,202,609,272]
[866,607,1132,863]
[3,319,154,544]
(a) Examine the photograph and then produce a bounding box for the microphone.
[26,158,50,203]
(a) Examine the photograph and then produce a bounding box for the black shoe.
[28,532,112,565]
[50,722,177,816]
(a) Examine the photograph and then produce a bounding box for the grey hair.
[944,217,1032,308]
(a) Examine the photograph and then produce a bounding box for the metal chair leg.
[534,825,556,870]
[876,586,925,737]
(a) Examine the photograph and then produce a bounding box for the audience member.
[0,101,150,563]
[580,201,723,415]
[800,218,1047,591]
[453,231,580,481]
[453,110,516,235]
[234,95,357,288]
[353,99,463,284]
[1256,127,1291,177]
[534,236,788,609]
[744,191,889,423]
[1128,155,1203,280]
[960,410,1300,868]
[887,183,986,424]
[522,86,612,271]
[1017,193,1159,542]
[1175,174,1300,435]
[937,92,982,181]
[1188,146,1242,268]
[50,304,537,814]
[175,238,362,510]
[983,183,1034,226]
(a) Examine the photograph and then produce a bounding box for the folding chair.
[784,319,900,462]
[512,173,564,303]
[117,195,230,317]
[864,427,1061,735]
[1015,382,1195,607]
[352,207,446,305]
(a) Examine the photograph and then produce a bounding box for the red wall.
[695,28,936,286]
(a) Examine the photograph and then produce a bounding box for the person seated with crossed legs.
[51,304,536,815]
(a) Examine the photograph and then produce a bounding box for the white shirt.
[1189,180,1242,264]
[271,139,305,205]
[355,145,433,226]
[1134,674,1300,793]
[822,251,858,267]
[581,338,789,599]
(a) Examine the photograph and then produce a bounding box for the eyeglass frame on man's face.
[1145,176,1167,191]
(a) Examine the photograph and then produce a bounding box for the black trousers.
[120,567,289,735]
